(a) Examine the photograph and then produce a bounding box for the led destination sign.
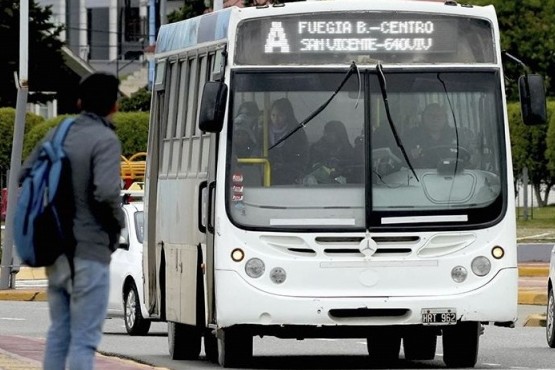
[266,20,439,53]
[235,13,495,65]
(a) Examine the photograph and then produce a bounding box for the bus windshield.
[227,70,505,230]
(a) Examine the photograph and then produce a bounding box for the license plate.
[421,308,457,325]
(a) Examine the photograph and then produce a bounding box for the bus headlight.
[245,258,265,278]
[270,267,286,284]
[451,266,467,283]
[471,256,491,276]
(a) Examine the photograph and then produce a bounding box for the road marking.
[0,318,24,321]
[517,233,555,241]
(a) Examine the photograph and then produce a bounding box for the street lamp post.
[0,0,29,289]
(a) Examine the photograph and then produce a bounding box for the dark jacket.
[268,128,309,185]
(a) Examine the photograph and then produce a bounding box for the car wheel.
[547,287,555,347]
[124,284,151,336]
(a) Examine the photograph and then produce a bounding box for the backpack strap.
[52,117,76,282]
[52,117,76,146]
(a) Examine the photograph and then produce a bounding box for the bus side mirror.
[519,74,547,125]
[199,81,228,133]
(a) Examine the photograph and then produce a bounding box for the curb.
[518,290,547,305]
[0,289,47,301]
[16,267,47,280]
[519,265,549,277]
[523,313,547,327]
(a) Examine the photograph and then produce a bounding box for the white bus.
[143,0,546,367]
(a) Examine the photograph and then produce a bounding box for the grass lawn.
[517,206,555,243]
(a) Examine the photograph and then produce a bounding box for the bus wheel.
[367,327,401,364]
[217,327,253,368]
[546,288,555,348]
[403,328,437,361]
[204,330,218,363]
[442,322,480,368]
[168,322,201,360]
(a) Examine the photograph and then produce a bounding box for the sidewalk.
[0,335,166,369]
[0,269,166,369]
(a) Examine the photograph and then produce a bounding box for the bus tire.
[217,327,253,368]
[442,321,480,368]
[367,327,401,364]
[403,328,437,360]
[204,330,218,363]
[168,322,201,360]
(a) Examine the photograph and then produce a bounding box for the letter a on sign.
[265,22,290,53]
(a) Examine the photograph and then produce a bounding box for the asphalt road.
[518,243,553,263]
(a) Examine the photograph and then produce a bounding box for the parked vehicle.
[106,191,154,335]
[546,248,555,347]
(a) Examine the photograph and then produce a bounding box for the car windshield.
[227,70,504,230]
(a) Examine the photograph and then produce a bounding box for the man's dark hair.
[78,72,120,116]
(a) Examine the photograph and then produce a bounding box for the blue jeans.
[43,255,110,370]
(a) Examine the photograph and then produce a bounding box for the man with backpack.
[19,72,125,370]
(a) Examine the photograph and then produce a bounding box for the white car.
[547,249,555,347]
[107,195,153,335]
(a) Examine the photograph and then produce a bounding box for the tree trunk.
[533,183,553,207]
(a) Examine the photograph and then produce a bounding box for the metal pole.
[0,0,28,290]
[522,167,529,221]
[148,0,156,89]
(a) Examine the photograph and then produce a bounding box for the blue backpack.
[14,118,76,267]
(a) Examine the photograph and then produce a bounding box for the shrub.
[113,112,149,157]
[0,107,44,170]
[23,112,150,160]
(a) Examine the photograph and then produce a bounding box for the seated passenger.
[234,101,261,145]
[306,120,355,184]
[268,98,309,185]
[232,103,262,186]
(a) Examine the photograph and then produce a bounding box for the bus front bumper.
[215,268,518,329]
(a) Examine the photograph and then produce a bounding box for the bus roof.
[155,0,497,57]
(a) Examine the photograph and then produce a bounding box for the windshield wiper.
[269,61,359,150]
[436,73,461,175]
[375,62,419,182]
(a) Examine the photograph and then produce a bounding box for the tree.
[1,0,66,107]
[119,87,152,112]
[167,0,207,23]
[468,0,555,99]
[509,101,555,206]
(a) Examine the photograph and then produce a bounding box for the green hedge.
[0,108,44,170]
[22,112,150,160]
